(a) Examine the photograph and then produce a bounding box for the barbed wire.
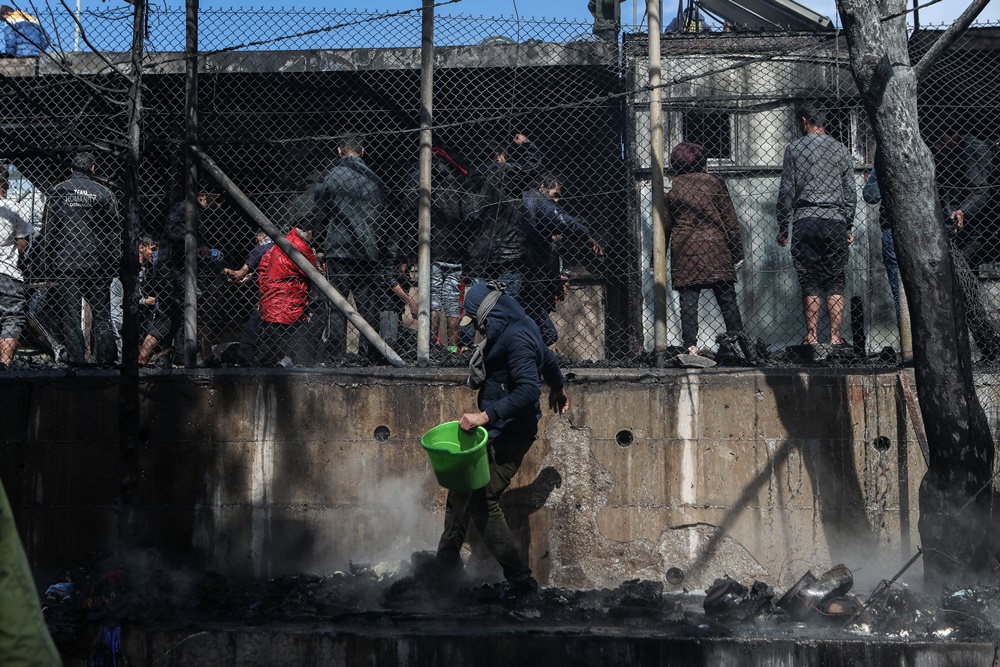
[147,0,464,67]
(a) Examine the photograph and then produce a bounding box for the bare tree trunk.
[118,0,146,554]
[837,0,994,591]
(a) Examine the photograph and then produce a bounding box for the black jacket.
[401,153,468,264]
[315,155,386,262]
[464,171,525,273]
[477,292,564,440]
[464,143,543,274]
[38,171,119,275]
[521,188,591,274]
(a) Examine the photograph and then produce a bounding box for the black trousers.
[678,281,744,349]
[436,436,534,583]
[54,275,116,364]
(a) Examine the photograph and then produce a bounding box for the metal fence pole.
[648,0,668,365]
[182,0,200,367]
[416,0,434,366]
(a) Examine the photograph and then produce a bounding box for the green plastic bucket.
[420,421,490,491]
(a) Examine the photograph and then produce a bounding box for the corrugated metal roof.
[698,0,834,31]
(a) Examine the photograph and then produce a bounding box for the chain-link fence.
[0,3,998,370]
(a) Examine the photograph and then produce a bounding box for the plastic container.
[420,421,490,491]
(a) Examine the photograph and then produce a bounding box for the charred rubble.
[37,552,1000,662]
[701,563,1000,641]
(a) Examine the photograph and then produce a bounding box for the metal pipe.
[192,146,405,368]
[649,0,668,366]
[182,0,199,367]
[416,0,434,366]
[74,0,81,52]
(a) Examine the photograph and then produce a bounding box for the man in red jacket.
[256,223,317,366]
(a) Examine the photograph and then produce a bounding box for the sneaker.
[504,577,542,609]
[506,577,539,595]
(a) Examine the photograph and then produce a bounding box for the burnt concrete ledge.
[21,40,617,78]
[0,367,936,592]
[126,625,999,667]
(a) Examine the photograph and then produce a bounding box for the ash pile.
[702,563,1000,641]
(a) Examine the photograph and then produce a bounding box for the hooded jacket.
[467,287,565,440]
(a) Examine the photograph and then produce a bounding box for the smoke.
[349,472,442,578]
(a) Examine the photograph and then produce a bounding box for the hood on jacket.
[461,280,491,323]
[482,293,526,340]
[460,281,527,339]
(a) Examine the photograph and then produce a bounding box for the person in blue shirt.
[1,6,49,57]
[862,166,900,323]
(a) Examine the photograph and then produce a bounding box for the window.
[682,110,732,160]
[818,106,874,164]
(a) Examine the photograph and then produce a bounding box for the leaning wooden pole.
[192,146,405,368]
[118,0,146,553]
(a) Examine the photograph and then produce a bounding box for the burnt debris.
[37,553,1000,663]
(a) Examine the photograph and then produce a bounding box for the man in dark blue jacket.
[434,281,568,593]
[521,173,602,345]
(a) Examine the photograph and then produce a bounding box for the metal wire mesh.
[0,3,998,370]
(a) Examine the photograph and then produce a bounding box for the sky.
[46,0,999,53]
[185,0,1000,29]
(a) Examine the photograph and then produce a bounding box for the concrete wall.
[0,368,924,591]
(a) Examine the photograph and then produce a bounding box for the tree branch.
[913,0,991,81]
[56,0,136,84]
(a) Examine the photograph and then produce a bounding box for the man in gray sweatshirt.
[776,103,856,346]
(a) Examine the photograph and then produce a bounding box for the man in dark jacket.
[315,133,386,362]
[521,173,602,345]
[933,129,993,267]
[401,145,470,350]
[39,152,119,364]
[587,0,627,41]
[464,135,542,286]
[433,281,569,593]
